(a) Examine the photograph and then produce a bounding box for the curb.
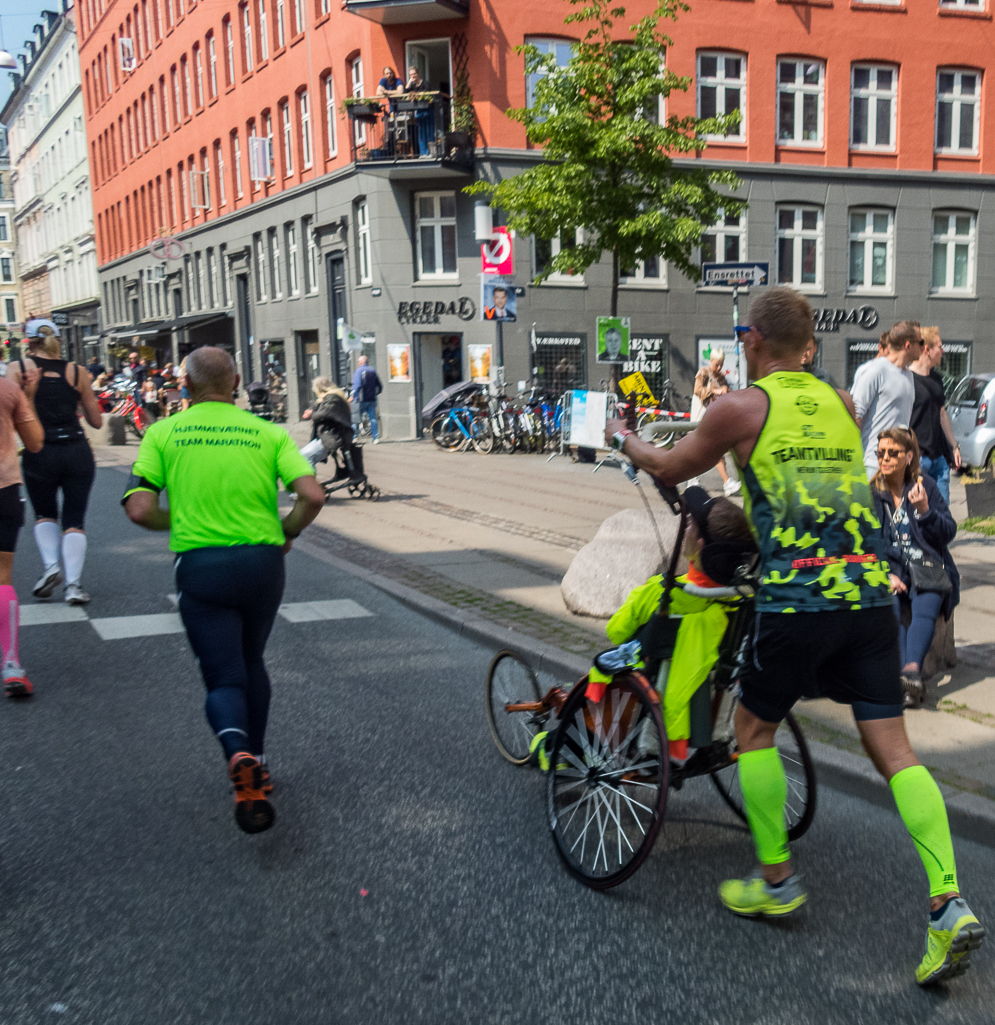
[297,536,995,848]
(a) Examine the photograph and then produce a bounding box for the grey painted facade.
[96,153,995,432]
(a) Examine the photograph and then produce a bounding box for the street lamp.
[0,15,18,69]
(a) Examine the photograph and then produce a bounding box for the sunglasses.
[876,447,906,460]
[733,325,753,336]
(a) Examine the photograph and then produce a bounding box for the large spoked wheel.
[710,709,817,842]
[131,407,155,439]
[430,415,466,453]
[486,650,544,764]
[471,417,495,454]
[548,673,668,890]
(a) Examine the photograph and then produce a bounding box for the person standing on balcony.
[405,66,432,157]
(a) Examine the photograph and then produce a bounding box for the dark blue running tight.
[894,591,945,670]
[175,545,285,760]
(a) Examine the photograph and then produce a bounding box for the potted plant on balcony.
[397,91,435,112]
[343,97,383,121]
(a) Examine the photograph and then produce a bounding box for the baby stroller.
[317,426,380,503]
[247,381,274,420]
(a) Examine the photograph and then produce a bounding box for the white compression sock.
[61,532,87,586]
[34,521,61,571]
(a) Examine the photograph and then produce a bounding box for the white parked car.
[948,373,995,469]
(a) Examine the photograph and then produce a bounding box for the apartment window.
[700,210,746,271]
[194,251,205,308]
[848,210,894,293]
[416,192,458,279]
[620,253,666,287]
[150,88,160,141]
[777,59,824,146]
[232,131,244,197]
[286,223,300,295]
[293,0,304,35]
[171,66,181,124]
[255,233,267,300]
[220,243,231,304]
[0,259,13,284]
[269,227,282,298]
[697,52,745,141]
[324,74,337,156]
[207,247,218,306]
[181,55,192,116]
[3,297,18,324]
[265,112,274,174]
[776,206,823,290]
[276,0,285,47]
[224,17,235,86]
[939,0,983,8]
[931,212,976,294]
[851,65,896,150]
[525,38,573,108]
[351,56,365,144]
[534,229,584,282]
[207,33,218,97]
[242,4,254,73]
[300,89,313,168]
[321,0,330,12]
[280,101,293,175]
[194,44,204,107]
[936,70,980,153]
[356,200,372,284]
[214,141,226,206]
[258,0,269,60]
[0,215,8,241]
[304,215,318,292]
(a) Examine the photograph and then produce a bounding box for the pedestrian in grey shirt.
[851,321,923,474]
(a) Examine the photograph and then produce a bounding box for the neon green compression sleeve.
[738,747,790,865]
[890,765,959,898]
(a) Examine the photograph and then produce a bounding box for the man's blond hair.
[748,287,814,356]
[920,326,941,349]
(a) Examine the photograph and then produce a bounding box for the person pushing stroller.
[300,378,365,483]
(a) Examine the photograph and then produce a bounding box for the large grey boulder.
[562,506,687,619]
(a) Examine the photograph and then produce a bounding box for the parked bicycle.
[430,405,494,453]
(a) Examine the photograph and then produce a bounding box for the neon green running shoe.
[529,731,550,772]
[719,870,806,918]
[916,897,985,986]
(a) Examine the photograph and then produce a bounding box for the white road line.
[89,613,186,641]
[19,605,90,626]
[278,599,374,623]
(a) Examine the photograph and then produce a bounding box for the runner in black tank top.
[10,330,103,605]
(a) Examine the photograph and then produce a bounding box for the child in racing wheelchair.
[532,487,758,773]
[300,376,367,485]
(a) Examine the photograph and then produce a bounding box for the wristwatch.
[611,429,634,452]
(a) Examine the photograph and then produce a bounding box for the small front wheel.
[548,673,668,889]
[486,650,543,765]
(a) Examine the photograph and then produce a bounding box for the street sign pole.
[732,283,742,391]
[701,261,769,389]
[495,319,504,389]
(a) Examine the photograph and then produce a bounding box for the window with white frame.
[620,252,666,287]
[848,209,894,293]
[851,65,896,150]
[293,0,304,35]
[233,131,243,197]
[221,243,231,305]
[299,89,312,168]
[939,1,983,8]
[258,0,268,60]
[700,209,746,273]
[351,56,365,145]
[208,33,218,98]
[280,101,293,175]
[534,229,584,282]
[242,4,253,73]
[194,44,205,107]
[207,247,219,306]
[324,74,337,157]
[0,215,9,241]
[2,297,17,324]
[215,141,226,206]
[936,69,981,153]
[224,17,235,85]
[525,38,573,108]
[356,199,372,284]
[0,258,13,284]
[255,232,267,300]
[777,59,824,146]
[276,0,285,47]
[304,215,318,292]
[776,206,823,290]
[697,52,745,140]
[931,211,976,294]
[269,226,282,298]
[264,111,274,172]
[286,223,299,295]
[416,192,457,279]
[194,251,205,308]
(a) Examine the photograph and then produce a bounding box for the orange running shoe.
[3,664,34,699]
[228,752,275,833]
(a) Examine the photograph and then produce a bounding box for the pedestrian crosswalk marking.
[278,600,374,623]
[89,613,186,641]
[18,605,89,626]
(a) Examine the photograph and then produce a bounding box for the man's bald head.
[357,355,369,366]
[185,347,238,400]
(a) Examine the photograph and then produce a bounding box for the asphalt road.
[1,467,993,1024]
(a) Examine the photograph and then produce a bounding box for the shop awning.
[173,312,231,331]
[343,0,467,23]
[107,323,170,339]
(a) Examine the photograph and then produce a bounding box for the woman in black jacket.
[299,378,363,480]
[871,427,959,707]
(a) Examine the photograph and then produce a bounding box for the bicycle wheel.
[548,673,668,890]
[430,414,466,453]
[131,407,155,439]
[710,709,817,842]
[486,650,543,764]
[471,416,494,454]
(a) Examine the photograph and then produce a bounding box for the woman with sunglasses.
[870,427,959,707]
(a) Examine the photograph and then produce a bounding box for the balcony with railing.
[343,0,468,23]
[345,94,474,175]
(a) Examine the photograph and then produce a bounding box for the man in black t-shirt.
[910,327,960,504]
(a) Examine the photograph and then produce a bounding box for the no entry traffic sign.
[481,227,513,275]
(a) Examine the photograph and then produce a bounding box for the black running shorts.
[0,483,25,553]
[738,604,903,724]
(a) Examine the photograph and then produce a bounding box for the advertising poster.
[697,338,741,391]
[387,343,411,382]
[617,371,655,405]
[568,389,610,450]
[596,317,631,363]
[468,344,492,382]
[481,278,517,322]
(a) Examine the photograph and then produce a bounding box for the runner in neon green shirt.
[123,348,325,835]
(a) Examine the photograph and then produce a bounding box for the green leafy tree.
[466,0,745,320]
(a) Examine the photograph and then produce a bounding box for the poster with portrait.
[596,317,631,364]
[697,338,741,391]
[468,344,492,383]
[480,278,517,322]
[387,343,411,382]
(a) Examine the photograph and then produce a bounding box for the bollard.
[107,415,128,445]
